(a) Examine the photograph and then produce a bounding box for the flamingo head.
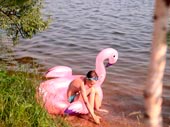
[105,48,118,68]
[95,48,118,86]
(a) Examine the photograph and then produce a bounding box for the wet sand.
[65,115,145,127]
[65,111,146,127]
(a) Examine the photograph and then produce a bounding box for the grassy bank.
[0,66,71,127]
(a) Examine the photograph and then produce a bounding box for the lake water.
[1,0,170,126]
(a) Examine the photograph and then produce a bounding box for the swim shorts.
[68,94,76,103]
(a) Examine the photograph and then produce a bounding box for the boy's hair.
[86,70,98,78]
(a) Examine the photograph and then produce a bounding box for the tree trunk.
[144,0,170,127]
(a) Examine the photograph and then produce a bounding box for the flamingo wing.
[64,101,88,114]
[45,66,73,78]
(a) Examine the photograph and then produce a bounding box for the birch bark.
[144,0,170,127]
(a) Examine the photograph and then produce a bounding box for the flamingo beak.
[105,63,113,68]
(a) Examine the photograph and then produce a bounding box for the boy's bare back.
[67,77,84,98]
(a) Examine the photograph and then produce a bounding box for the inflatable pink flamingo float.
[37,48,118,115]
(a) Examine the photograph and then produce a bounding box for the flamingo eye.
[113,55,115,57]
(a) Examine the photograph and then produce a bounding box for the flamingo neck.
[95,53,106,86]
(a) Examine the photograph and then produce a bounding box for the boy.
[67,70,102,124]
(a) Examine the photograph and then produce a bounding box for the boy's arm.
[80,83,100,124]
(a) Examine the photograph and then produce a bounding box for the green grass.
[0,66,71,127]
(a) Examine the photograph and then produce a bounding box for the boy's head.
[86,70,98,81]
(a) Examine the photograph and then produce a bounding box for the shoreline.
[65,114,146,127]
